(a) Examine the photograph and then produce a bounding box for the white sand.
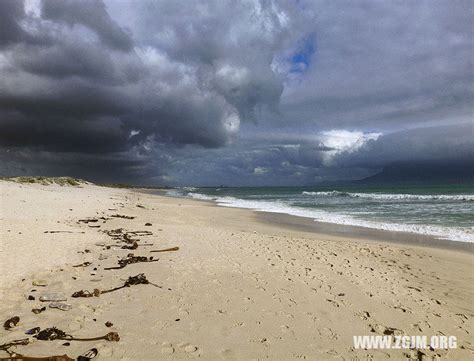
[0,180,473,360]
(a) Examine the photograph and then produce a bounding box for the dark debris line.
[1,216,179,359]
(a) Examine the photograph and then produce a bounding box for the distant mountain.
[358,161,474,184]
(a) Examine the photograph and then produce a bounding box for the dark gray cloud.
[0,0,472,185]
[41,0,133,51]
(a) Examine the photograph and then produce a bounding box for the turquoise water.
[169,184,474,242]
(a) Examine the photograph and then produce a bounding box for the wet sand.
[256,211,474,253]
[1,180,473,360]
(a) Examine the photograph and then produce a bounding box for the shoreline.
[1,181,473,360]
[150,189,474,253]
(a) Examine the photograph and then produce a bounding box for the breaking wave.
[166,190,474,243]
[302,191,474,201]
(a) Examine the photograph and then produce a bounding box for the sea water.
[168,184,474,243]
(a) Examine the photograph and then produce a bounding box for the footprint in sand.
[369,323,404,336]
[356,311,371,320]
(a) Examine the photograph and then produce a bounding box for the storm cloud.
[1,0,472,185]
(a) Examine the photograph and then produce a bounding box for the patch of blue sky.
[289,34,316,74]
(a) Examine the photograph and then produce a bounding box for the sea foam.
[302,191,474,201]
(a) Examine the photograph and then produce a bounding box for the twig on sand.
[72,262,92,268]
[150,246,179,253]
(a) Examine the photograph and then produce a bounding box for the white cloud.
[318,130,381,165]
[254,166,268,175]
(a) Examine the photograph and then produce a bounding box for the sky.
[0,0,472,186]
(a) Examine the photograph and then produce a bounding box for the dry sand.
[0,180,473,360]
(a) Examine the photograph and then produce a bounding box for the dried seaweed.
[32,307,46,314]
[0,338,29,356]
[110,214,135,219]
[104,255,158,270]
[71,273,160,298]
[34,327,119,342]
[3,316,19,330]
[35,327,67,341]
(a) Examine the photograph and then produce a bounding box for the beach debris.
[25,327,40,335]
[137,230,153,237]
[121,242,138,250]
[73,262,92,268]
[104,254,158,270]
[136,204,146,209]
[106,228,138,244]
[71,289,101,298]
[34,328,119,342]
[72,273,161,298]
[27,295,35,301]
[78,217,109,224]
[49,303,72,311]
[110,214,135,219]
[105,321,113,328]
[103,229,153,250]
[127,230,153,236]
[0,352,75,360]
[77,218,98,224]
[32,280,48,287]
[150,246,180,253]
[77,348,98,361]
[35,327,67,341]
[32,307,46,314]
[0,338,29,355]
[145,223,152,226]
[104,228,127,240]
[39,293,67,302]
[3,317,20,330]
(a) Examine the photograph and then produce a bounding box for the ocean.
[168,184,474,243]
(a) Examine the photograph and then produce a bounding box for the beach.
[0,180,473,360]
